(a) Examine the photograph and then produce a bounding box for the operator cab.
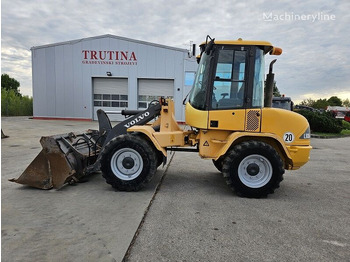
[186,37,282,130]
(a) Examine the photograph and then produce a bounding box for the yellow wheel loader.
[11,36,312,198]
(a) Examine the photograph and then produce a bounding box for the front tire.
[222,141,284,198]
[212,157,224,172]
[100,134,157,191]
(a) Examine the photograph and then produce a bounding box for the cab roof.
[211,39,273,47]
[200,38,275,54]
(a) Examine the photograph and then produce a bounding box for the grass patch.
[341,129,350,135]
[312,129,350,137]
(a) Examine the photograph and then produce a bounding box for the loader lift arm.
[97,100,162,147]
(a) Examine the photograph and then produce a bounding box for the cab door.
[208,46,249,131]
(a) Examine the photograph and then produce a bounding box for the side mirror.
[205,38,215,55]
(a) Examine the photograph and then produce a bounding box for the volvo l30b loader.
[11,36,312,198]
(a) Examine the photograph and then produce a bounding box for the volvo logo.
[123,112,150,128]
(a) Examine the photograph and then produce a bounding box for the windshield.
[188,52,212,110]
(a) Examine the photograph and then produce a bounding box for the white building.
[31,34,197,121]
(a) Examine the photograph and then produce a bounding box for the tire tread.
[222,141,284,198]
[100,134,157,191]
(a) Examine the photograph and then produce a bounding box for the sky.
[1,0,350,104]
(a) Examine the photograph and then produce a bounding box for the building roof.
[31,34,189,53]
[327,106,350,111]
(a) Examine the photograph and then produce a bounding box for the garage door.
[138,79,174,109]
[93,78,128,121]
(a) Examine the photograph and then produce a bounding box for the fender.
[215,132,293,167]
[127,125,167,157]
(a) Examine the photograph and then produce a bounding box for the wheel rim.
[238,154,272,188]
[110,148,143,181]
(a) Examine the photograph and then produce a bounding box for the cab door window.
[212,49,246,109]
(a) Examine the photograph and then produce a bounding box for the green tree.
[342,98,350,107]
[297,110,342,133]
[1,88,33,116]
[1,74,21,96]
[313,98,328,109]
[273,81,281,97]
[300,98,315,107]
[327,96,342,106]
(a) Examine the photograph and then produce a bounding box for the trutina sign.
[82,50,137,65]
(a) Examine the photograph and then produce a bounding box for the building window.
[94,94,128,107]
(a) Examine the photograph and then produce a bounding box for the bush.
[1,88,33,116]
[297,110,343,133]
[342,120,350,130]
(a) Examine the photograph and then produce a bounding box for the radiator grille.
[246,110,260,131]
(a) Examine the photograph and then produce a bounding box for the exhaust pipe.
[264,59,277,108]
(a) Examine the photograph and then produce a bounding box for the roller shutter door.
[138,79,174,109]
[93,78,128,121]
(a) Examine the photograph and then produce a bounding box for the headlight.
[299,126,311,139]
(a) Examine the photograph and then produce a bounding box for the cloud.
[1,0,350,102]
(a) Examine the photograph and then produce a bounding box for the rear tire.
[222,141,284,198]
[100,134,157,191]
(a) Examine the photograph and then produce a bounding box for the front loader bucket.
[10,150,51,189]
[10,131,101,189]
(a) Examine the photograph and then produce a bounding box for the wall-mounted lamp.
[106,72,112,76]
